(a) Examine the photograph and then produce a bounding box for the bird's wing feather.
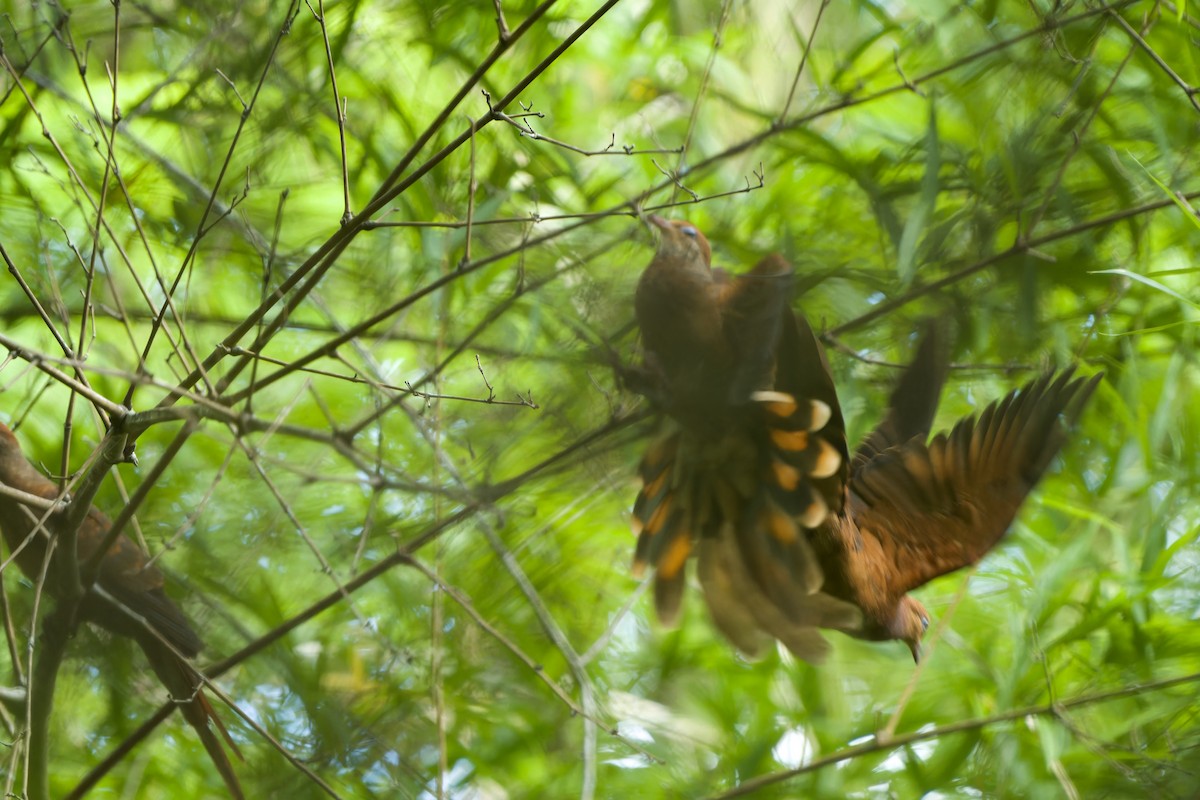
[73,508,206,656]
[850,369,1100,599]
[716,255,795,403]
[853,321,949,470]
[773,307,850,515]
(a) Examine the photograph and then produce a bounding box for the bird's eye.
[680,225,699,238]
[921,616,930,631]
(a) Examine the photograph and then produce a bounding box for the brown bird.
[629,218,1100,662]
[0,422,244,797]
[630,216,861,662]
[778,316,1101,660]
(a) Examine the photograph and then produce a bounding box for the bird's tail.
[141,637,245,800]
[630,389,858,662]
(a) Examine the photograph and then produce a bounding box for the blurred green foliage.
[1,0,1198,797]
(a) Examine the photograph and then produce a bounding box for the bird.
[628,217,1100,663]
[0,421,244,798]
[629,215,862,662]
[812,356,1100,662]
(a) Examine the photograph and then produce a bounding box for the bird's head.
[0,421,37,487]
[646,215,712,272]
[895,596,930,663]
[0,422,23,463]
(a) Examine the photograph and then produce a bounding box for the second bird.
[0,422,244,797]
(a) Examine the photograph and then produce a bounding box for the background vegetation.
[1,0,1198,797]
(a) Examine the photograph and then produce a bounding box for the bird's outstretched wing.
[850,369,1100,599]
[852,321,949,470]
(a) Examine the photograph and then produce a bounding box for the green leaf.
[896,98,940,285]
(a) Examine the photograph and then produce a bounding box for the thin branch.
[671,0,734,202]
[462,114,478,266]
[491,102,681,157]
[400,556,595,737]
[777,0,831,123]
[68,411,646,796]
[1108,8,1200,113]
[309,0,354,223]
[706,671,1200,799]
[159,0,612,408]
[493,0,511,43]
[126,0,303,408]
[829,187,1200,337]
[1024,12,1137,238]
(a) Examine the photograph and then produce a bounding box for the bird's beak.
[641,214,672,248]
[909,641,923,664]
